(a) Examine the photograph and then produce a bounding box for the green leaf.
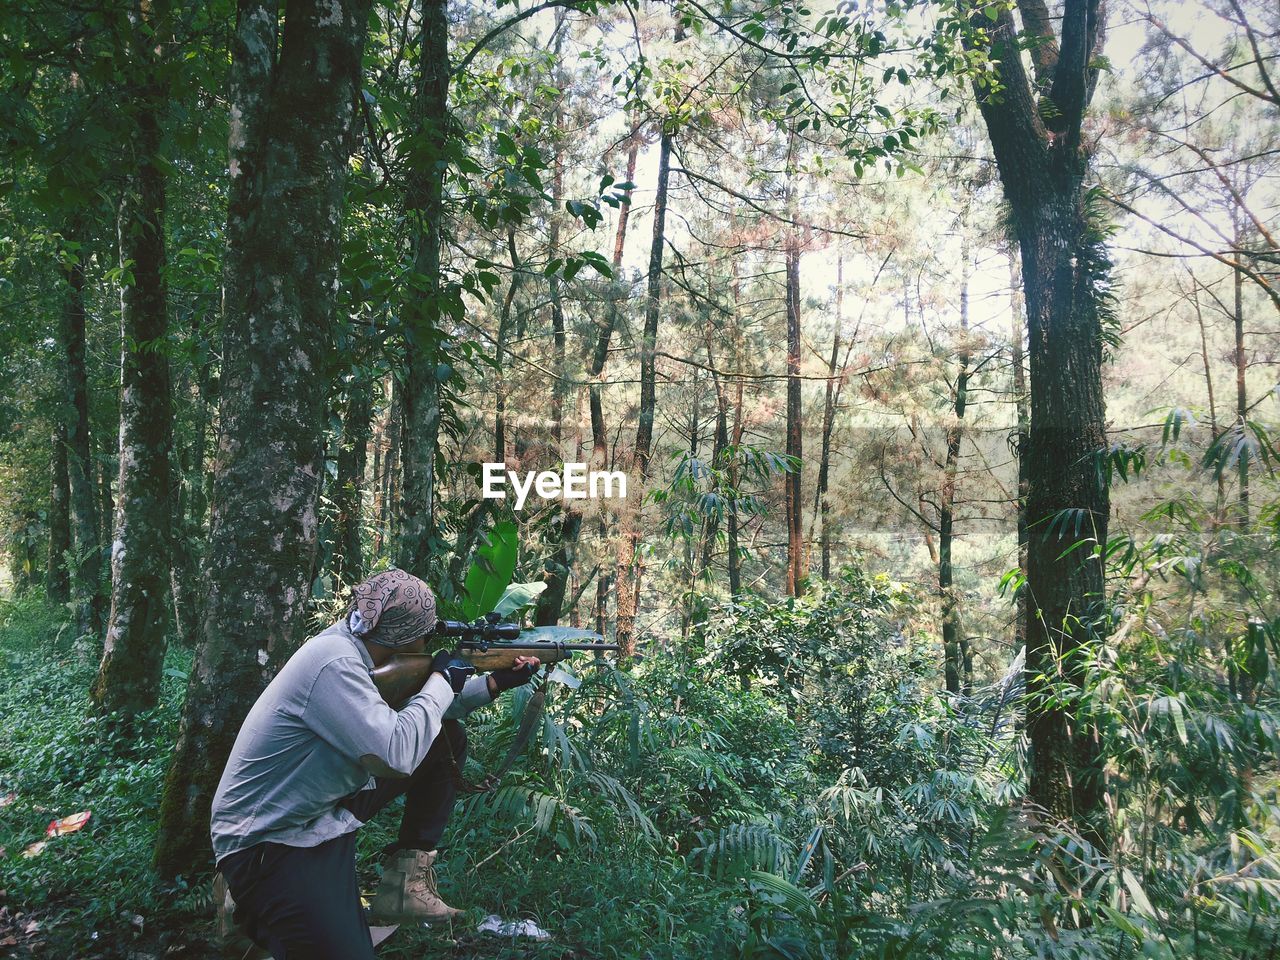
[1121,868,1157,918]
[459,521,519,620]
[495,131,518,156]
[492,581,547,616]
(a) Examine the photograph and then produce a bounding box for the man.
[210,568,538,959]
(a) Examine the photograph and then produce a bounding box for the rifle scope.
[433,615,521,643]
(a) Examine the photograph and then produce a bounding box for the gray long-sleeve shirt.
[210,619,492,864]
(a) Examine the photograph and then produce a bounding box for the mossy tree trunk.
[396,0,449,577]
[92,8,174,718]
[154,0,371,877]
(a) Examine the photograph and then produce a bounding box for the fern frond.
[689,817,792,880]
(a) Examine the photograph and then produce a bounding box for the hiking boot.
[213,872,269,959]
[369,849,462,923]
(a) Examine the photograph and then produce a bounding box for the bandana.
[345,569,437,648]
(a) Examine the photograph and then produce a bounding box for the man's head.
[346,569,437,656]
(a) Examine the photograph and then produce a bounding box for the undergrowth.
[3,554,1279,959]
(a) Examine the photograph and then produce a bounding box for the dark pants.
[218,720,467,960]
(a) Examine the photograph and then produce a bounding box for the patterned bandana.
[346,569,438,648]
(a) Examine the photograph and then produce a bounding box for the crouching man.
[210,569,537,959]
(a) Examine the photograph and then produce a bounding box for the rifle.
[371,613,619,707]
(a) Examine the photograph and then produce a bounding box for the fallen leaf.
[21,841,47,858]
[46,810,92,837]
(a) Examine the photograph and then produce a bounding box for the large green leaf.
[493,581,546,617]
[459,521,518,620]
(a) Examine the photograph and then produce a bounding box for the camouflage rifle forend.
[371,612,619,707]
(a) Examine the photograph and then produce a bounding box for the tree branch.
[452,0,579,78]
[1014,0,1059,84]
[1104,191,1280,314]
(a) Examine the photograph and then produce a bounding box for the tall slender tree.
[614,73,678,656]
[940,234,971,695]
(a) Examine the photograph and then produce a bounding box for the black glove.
[430,650,475,693]
[489,661,539,694]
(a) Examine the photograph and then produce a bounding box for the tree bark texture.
[93,48,175,719]
[396,0,449,576]
[154,0,371,877]
[971,0,1110,842]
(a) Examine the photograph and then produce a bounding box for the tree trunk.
[547,10,569,452]
[1008,252,1029,653]
[47,424,72,604]
[370,386,384,541]
[972,0,1110,844]
[154,0,371,877]
[679,373,702,641]
[333,375,374,587]
[727,276,745,597]
[534,16,580,629]
[784,232,805,597]
[494,228,521,463]
[396,0,449,576]
[614,101,676,656]
[170,306,215,649]
[59,222,104,640]
[93,40,174,719]
[98,434,116,555]
[1233,252,1248,525]
[941,237,971,696]
[586,120,642,638]
[814,254,842,581]
[700,338,728,588]
[377,378,401,557]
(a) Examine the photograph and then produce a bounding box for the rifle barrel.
[459,640,620,651]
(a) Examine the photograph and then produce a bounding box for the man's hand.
[429,650,475,693]
[488,655,540,697]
